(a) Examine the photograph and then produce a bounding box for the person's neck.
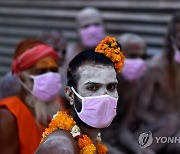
[80,125,100,145]
[69,108,100,144]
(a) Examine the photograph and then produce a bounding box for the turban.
[12,44,58,74]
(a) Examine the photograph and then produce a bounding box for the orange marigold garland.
[95,36,125,72]
[40,111,108,154]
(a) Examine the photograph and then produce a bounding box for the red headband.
[12,44,59,74]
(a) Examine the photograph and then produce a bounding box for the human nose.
[103,88,108,95]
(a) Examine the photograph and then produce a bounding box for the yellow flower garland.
[95,36,125,72]
[40,111,108,154]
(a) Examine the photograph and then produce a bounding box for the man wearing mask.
[0,39,65,154]
[36,36,125,154]
[67,7,106,62]
[38,29,68,103]
[136,11,180,153]
[119,33,147,82]
[102,33,155,154]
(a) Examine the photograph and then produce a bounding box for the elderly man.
[38,29,68,103]
[35,36,125,154]
[101,33,155,154]
[68,7,106,62]
[0,39,65,154]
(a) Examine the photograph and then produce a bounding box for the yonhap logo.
[138,131,153,148]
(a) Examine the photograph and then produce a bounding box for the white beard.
[25,94,60,126]
[21,72,61,126]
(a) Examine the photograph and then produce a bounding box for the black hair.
[165,11,180,62]
[67,49,115,89]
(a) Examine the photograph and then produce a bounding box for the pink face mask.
[79,24,105,48]
[71,87,118,128]
[121,58,147,81]
[22,72,62,102]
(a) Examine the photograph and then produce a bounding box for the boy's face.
[76,64,118,98]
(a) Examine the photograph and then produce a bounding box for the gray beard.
[21,73,60,126]
[24,94,60,126]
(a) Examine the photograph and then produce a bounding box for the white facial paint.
[76,64,118,98]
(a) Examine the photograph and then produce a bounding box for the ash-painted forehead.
[77,64,117,87]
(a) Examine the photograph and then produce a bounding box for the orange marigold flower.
[40,111,108,153]
[115,62,124,72]
[97,142,108,154]
[78,135,93,148]
[80,144,96,154]
[95,36,125,72]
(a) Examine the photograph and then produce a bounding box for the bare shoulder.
[35,130,75,154]
[0,107,19,153]
[0,107,17,128]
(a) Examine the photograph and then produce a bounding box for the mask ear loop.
[71,87,83,99]
[17,75,34,96]
[71,87,84,113]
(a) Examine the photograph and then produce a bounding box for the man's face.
[20,56,59,93]
[76,64,118,98]
[29,56,58,75]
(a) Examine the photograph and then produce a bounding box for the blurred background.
[0,0,180,78]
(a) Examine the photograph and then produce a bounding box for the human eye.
[86,84,99,92]
[50,67,58,73]
[107,83,117,92]
[36,68,47,75]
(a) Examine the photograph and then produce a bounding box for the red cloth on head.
[12,44,59,74]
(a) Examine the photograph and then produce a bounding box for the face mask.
[71,87,118,128]
[121,58,147,81]
[21,72,62,102]
[173,43,180,64]
[79,24,105,48]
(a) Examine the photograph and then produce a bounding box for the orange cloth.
[0,96,44,154]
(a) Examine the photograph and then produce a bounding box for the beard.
[24,94,60,126]
[21,73,60,126]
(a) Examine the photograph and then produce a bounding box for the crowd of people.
[0,6,180,154]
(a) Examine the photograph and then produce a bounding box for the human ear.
[65,86,74,105]
[18,72,27,83]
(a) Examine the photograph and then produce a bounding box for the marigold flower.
[80,144,96,154]
[97,142,108,154]
[40,111,108,153]
[95,36,125,72]
[78,135,93,148]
